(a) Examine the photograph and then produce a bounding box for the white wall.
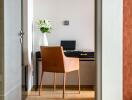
[102,0,123,100]
[33,0,95,51]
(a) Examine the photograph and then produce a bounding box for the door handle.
[18,30,24,37]
[18,30,24,45]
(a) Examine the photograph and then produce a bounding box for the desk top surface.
[36,51,95,59]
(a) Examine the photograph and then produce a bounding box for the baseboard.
[22,85,28,98]
[22,85,28,91]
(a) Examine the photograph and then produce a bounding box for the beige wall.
[0,0,4,99]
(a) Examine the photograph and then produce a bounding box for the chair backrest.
[40,46,65,73]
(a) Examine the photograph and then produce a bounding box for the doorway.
[21,1,101,100]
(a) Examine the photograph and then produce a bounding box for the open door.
[4,0,23,99]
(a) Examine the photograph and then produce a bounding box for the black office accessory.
[60,40,76,50]
[63,20,69,25]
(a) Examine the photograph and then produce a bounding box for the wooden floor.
[23,87,95,100]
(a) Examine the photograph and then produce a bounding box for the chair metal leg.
[78,70,80,94]
[53,72,56,91]
[63,73,66,98]
[39,72,44,96]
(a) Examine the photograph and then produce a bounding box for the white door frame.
[95,0,102,100]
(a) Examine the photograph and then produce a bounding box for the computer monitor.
[60,40,76,50]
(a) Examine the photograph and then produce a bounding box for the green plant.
[37,19,52,33]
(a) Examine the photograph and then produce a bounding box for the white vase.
[39,33,48,46]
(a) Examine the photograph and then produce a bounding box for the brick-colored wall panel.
[123,0,132,99]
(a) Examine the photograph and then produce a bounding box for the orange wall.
[123,0,132,99]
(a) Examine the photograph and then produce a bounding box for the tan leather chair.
[39,46,80,98]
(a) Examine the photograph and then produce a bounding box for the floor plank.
[23,88,95,100]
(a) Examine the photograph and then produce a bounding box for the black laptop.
[60,40,76,51]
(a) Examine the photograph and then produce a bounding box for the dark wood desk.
[35,51,95,90]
